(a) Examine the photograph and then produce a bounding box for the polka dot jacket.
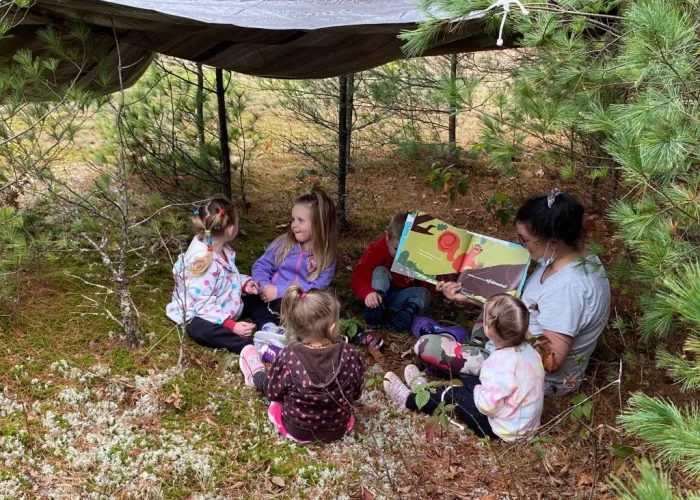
[263,341,364,442]
[166,236,250,326]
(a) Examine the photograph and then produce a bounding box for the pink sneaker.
[240,345,265,387]
[383,372,411,409]
[404,364,428,392]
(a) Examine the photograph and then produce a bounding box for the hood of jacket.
[287,342,348,388]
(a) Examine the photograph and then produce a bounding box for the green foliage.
[657,336,700,391]
[339,317,364,340]
[609,460,699,500]
[570,393,593,423]
[618,394,700,479]
[485,190,516,225]
[119,61,259,203]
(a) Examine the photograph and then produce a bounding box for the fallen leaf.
[577,474,594,486]
[164,384,182,409]
[368,348,382,362]
[230,482,245,489]
[398,485,412,494]
[361,485,375,500]
[264,479,272,492]
[616,461,627,477]
[271,476,285,488]
[480,495,497,500]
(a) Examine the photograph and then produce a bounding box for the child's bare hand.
[365,292,383,308]
[261,285,278,302]
[233,322,255,337]
[243,280,260,295]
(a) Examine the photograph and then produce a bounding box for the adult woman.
[415,189,611,395]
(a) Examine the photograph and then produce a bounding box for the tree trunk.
[448,54,458,153]
[196,63,205,148]
[216,68,232,200]
[337,75,349,231]
[346,73,354,171]
[113,29,138,348]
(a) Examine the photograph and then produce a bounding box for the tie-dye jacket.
[473,343,544,441]
[166,237,250,326]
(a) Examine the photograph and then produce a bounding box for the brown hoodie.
[263,341,364,442]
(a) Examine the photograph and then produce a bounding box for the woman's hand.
[436,281,471,303]
[233,321,255,337]
[436,281,483,307]
[261,285,278,302]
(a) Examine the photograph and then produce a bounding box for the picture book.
[391,212,531,302]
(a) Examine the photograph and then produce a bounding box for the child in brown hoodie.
[240,285,364,443]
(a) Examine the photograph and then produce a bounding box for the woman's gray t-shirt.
[520,255,610,395]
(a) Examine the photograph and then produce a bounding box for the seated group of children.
[166,189,544,444]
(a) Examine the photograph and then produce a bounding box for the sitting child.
[351,212,431,331]
[249,187,338,349]
[239,285,364,443]
[165,198,258,354]
[384,293,544,441]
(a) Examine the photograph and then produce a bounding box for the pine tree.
[0,12,102,313]
[121,59,259,204]
[404,0,700,493]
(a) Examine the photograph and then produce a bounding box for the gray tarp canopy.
[3,0,500,92]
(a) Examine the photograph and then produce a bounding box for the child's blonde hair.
[387,212,409,241]
[483,293,529,348]
[273,187,338,280]
[281,285,340,343]
[189,197,238,277]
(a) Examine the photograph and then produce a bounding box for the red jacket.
[351,236,418,301]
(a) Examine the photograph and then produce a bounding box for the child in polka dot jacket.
[239,285,365,443]
[166,197,260,354]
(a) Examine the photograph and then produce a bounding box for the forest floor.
[0,115,691,499]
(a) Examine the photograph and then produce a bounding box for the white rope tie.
[481,0,529,46]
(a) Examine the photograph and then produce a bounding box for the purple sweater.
[252,241,336,296]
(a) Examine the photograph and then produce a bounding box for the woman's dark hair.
[516,190,584,247]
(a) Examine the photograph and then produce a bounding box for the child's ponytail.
[189,197,238,277]
[281,285,340,343]
[483,293,529,348]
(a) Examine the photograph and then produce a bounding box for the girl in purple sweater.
[247,187,338,349]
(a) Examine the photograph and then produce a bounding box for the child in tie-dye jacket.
[384,293,544,441]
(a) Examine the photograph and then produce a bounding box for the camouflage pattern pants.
[413,317,491,376]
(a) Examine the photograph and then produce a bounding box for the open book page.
[454,231,531,301]
[392,213,531,302]
[391,212,473,284]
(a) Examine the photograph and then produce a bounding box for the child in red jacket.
[351,212,432,331]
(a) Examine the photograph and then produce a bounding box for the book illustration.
[392,212,531,302]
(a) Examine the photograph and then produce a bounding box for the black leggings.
[185,317,252,354]
[184,295,282,353]
[406,375,498,439]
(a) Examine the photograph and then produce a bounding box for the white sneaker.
[404,364,428,392]
[253,326,288,350]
